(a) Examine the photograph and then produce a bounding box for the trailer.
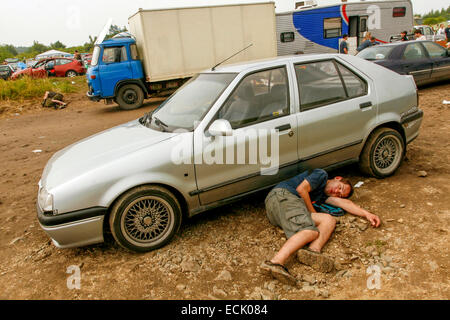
[276,0,414,56]
[87,2,277,110]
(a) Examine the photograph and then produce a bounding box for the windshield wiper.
[140,111,153,126]
[154,116,168,132]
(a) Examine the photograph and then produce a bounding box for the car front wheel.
[109,185,182,252]
[359,127,405,178]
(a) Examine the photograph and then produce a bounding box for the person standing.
[414,29,426,41]
[339,34,349,54]
[445,24,450,42]
[437,24,445,36]
[74,50,82,61]
[400,31,409,41]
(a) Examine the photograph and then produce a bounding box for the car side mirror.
[208,119,233,137]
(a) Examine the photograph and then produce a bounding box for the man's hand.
[366,213,381,227]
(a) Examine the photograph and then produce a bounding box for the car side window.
[102,46,127,63]
[295,60,346,111]
[422,42,447,58]
[56,59,71,66]
[218,66,289,129]
[46,60,55,69]
[336,62,367,98]
[403,43,426,60]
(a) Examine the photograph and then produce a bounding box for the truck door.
[348,16,368,46]
[98,46,132,97]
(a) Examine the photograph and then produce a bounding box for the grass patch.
[0,76,87,101]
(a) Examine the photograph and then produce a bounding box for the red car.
[11,58,87,80]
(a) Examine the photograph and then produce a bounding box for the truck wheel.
[116,84,144,110]
[359,127,405,178]
[109,185,182,252]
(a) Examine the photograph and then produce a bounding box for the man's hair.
[414,29,422,34]
[370,36,376,41]
[341,178,354,199]
[342,34,348,38]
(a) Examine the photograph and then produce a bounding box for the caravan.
[277,0,414,55]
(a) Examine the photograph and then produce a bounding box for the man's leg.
[271,229,319,266]
[308,212,336,253]
[297,213,336,273]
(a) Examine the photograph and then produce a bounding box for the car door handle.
[275,124,291,132]
[360,102,373,109]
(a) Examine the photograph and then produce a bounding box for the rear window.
[357,46,394,60]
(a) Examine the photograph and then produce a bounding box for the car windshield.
[357,46,394,60]
[146,73,237,131]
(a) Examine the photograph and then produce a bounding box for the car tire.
[359,127,405,178]
[116,84,144,110]
[66,70,78,77]
[109,185,182,253]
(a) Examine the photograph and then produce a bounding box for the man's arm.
[325,197,381,227]
[296,180,317,213]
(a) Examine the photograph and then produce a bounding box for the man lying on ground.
[260,168,381,285]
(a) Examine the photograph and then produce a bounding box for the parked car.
[0,64,15,80]
[357,40,450,86]
[11,57,87,80]
[37,54,423,252]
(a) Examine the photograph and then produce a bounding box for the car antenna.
[211,43,253,71]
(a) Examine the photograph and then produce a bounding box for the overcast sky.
[1,0,449,47]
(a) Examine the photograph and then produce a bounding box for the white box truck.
[87,2,277,110]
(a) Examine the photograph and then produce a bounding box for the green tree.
[105,25,128,40]
[50,41,66,50]
[27,41,48,54]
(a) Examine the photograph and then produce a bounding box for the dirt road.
[0,82,449,299]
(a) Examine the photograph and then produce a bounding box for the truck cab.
[86,35,146,109]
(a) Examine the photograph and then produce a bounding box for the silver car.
[37,54,423,252]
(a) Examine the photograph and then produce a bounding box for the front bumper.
[37,203,107,249]
[86,90,102,102]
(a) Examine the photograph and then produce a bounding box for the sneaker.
[297,249,335,273]
[260,261,297,286]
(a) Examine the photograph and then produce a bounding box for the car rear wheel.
[109,185,182,252]
[359,127,405,178]
[66,70,78,77]
[116,84,144,110]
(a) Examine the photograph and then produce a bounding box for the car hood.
[42,119,179,189]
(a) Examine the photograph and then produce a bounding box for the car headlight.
[38,187,54,212]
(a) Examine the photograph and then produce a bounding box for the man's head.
[401,31,407,36]
[342,34,348,40]
[414,29,422,37]
[370,36,376,43]
[324,177,353,199]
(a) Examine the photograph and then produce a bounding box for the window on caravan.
[281,32,295,43]
[324,18,342,38]
[393,7,406,17]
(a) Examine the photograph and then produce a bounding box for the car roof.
[203,53,344,74]
[370,40,435,48]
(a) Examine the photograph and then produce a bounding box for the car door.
[293,59,376,170]
[420,41,450,82]
[55,59,71,77]
[193,65,299,205]
[98,46,132,97]
[399,42,432,85]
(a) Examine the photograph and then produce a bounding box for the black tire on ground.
[116,84,144,110]
[359,127,405,178]
[109,185,182,253]
[66,70,78,77]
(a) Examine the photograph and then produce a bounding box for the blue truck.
[86,3,277,110]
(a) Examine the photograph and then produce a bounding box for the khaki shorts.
[265,188,318,239]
